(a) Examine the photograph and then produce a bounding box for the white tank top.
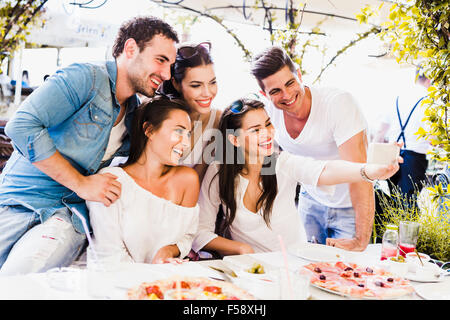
[179,109,217,168]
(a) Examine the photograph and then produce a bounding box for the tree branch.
[313,26,382,84]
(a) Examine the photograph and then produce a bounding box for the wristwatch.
[360,165,376,183]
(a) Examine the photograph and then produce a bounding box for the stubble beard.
[129,71,155,98]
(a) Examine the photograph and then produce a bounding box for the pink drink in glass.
[381,244,398,260]
[398,243,415,257]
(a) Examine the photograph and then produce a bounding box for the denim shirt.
[0,60,139,234]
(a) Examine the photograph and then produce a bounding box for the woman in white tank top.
[159,41,221,182]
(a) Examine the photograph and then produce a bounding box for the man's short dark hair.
[250,46,296,91]
[112,16,179,58]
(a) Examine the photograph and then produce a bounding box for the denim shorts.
[0,205,86,275]
[297,191,356,244]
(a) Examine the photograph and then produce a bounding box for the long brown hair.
[212,98,278,236]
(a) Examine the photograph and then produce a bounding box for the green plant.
[358,0,450,213]
[0,0,48,73]
[375,184,450,262]
[380,0,449,164]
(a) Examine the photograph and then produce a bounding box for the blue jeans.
[298,191,356,244]
[0,206,86,275]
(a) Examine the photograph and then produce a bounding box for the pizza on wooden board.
[301,261,414,299]
[128,276,255,300]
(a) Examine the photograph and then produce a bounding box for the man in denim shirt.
[0,16,179,275]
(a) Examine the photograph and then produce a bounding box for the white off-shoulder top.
[87,166,199,263]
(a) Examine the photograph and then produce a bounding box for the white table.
[0,244,447,300]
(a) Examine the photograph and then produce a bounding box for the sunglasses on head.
[230,100,245,114]
[177,42,211,60]
[229,93,262,114]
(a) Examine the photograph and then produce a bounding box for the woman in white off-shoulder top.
[192,98,402,256]
[87,96,200,264]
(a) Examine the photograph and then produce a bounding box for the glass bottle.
[381,224,399,260]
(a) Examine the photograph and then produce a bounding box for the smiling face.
[146,109,192,166]
[230,108,275,163]
[260,65,306,114]
[127,34,177,97]
[176,64,217,115]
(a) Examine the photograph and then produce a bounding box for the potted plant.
[374,183,450,264]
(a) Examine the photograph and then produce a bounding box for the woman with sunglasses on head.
[192,98,402,256]
[87,96,200,264]
[159,41,221,182]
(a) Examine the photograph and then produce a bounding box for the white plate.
[415,281,450,300]
[310,283,412,300]
[223,255,277,275]
[405,263,448,283]
[406,272,444,283]
[291,243,347,263]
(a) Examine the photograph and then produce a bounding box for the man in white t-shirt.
[374,72,431,201]
[250,46,374,251]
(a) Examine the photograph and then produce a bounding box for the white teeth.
[151,78,160,86]
[173,148,183,155]
[197,99,211,106]
[285,97,296,105]
[259,140,272,146]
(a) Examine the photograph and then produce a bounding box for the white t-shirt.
[87,166,199,263]
[101,114,126,161]
[192,151,332,253]
[266,86,368,208]
[383,83,430,155]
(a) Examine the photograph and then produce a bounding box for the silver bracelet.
[360,165,376,183]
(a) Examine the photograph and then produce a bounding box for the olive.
[319,275,326,281]
[375,281,384,287]
[387,278,394,282]
[358,283,365,287]
[314,267,322,273]
[366,267,374,274]
[353,272,360,278]
[344,267,353,271]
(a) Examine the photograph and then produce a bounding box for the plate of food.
[127,276,255,300]
[223,255,277,279]
[300,261,415,300]
[292,243,347,263]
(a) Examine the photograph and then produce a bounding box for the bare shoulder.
[173,166,200,185]
[172,166,200,207]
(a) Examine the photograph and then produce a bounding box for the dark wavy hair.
[212,98,278,236]
[112,16,179,58]
[123,95,190,167]
[158,42,214,98]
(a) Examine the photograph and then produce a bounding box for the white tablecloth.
[0,244,448,300]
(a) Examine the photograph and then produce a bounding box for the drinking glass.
[86,245,122,299]
[45,267,83,293]
[278,268,310,300]
[398,221,420,257]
